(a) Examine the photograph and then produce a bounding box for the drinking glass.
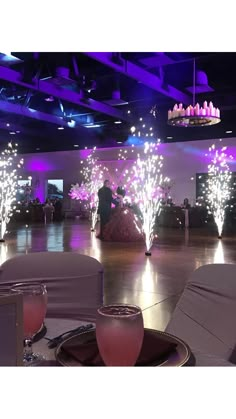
[11,282,48,366]
[96,303,144,366]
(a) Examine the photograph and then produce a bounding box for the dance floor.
[1,220,236,331]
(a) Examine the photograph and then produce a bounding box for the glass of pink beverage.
[96,304,144,366]
[11,282,47,366]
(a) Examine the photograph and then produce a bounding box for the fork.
[46,323,94,349]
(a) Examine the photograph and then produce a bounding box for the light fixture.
[67,120,76,128]
[84,124,101,128]
[167,60,221,127]
[225,130,232,134]
[167,136,173,139]
[36,148,40,151]
[45,96,54,102]
[114,121,122,124]
[58,126,64,130]
[117,141,123,144]
[73,144,79,147]
[6,123,10,127]
[9,131,16,135]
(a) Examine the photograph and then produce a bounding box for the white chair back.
[166,263,236,361]
[0,252,104,322]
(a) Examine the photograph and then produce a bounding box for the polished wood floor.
[1,220,236,330]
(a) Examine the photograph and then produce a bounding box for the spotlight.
[45,96,54,102]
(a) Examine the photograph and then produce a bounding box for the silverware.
[46,323,94,349]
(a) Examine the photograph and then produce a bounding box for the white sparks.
[70,149,108,230]
[204,144,233,237]
[131,142,163,252]
[0,143,23,239]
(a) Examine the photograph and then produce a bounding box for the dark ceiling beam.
[83,52,191,105]
[0,66,129,121]
[0,99,69,127]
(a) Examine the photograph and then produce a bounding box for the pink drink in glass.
[23,293,48,338]
[10,282,48,366]
[96,304,144,366]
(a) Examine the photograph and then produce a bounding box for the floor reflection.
[2,221,236,329]
[140,258,156,293]
[214,240,225,263]
[184,228,189,246]
[0,243,8,264]
[90,232,101,261]
[17,226,32,253]
[46,224,64,251]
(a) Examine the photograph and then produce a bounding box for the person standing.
[97,180,113,239]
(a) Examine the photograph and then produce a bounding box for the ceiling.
[0,51,235,153]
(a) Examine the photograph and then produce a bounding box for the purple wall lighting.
[25,158,55,172]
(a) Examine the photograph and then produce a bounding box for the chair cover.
[166,264,236,364]
[0,252,104,322]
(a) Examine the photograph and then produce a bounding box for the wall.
[19,137,236,207]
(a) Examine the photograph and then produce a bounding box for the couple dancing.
[97,179,144,242]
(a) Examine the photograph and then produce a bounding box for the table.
[34,318,88,363]
[33,318,235,367]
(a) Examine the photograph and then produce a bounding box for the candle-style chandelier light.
[167,59,221,127]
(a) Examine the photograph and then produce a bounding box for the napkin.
[61,329,177,366]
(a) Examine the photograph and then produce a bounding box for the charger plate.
[55,328,191,367]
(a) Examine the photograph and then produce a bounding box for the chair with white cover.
[0,252,104,322]
[165,264,236,365]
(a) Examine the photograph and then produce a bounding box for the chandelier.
[167,60,221,127]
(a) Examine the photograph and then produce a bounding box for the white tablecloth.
[34,318,92,363]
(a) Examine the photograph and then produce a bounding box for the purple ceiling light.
[167,101,221,127]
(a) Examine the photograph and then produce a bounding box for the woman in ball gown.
[101,186,145,242]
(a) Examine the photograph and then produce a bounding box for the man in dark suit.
[98,180,113,238]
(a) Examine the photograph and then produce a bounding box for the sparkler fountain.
[204,144,233,239]
[0,142,23,242]
[132,141,163,255]
[80,148,108,231]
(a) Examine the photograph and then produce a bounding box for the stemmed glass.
[96,303,144,366]
[11,282,48,366]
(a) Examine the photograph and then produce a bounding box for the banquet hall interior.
[1,51,236,367]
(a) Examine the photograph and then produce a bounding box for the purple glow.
[25,158,55,172]
[80,149,92,160]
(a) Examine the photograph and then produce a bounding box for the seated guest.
[182,198,191,209]
[54,198,63,221]
[195,196,206,207]
[166,198,174,207]
[43,199,54,222]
